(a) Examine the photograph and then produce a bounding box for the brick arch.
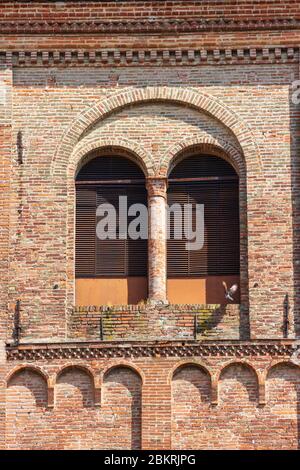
[217,360,259,383]
[6,364,49,387]
[171,360,213,449]
[61,86,258,312]
[102,363,142,450]
[218,360,260,404]
[69,136,155,178]
[102,361,145,385]
[168,360,212,385]
[52,86,261,177]
[55,364,95,384]
[265,360,300,449]
[6,365,49,409]
[160,136,245,178]
[55,364,96,408]
[266,360,300,378]
[164,136,248,318]
[266,361,300,398]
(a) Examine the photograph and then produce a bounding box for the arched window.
[75,154,148,305]
[167,154,240,304]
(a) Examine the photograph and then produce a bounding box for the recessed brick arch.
[171,360,212,449]
[160,136,245,178]
[52,86,261,177]
[217,360,259,383]
[70,136,155,178]
[218,360,260,405]
[168,360,212,385]
[265,360,300,448]
[102,363,143,450]
[6,365,49,410]
[6,364,50,387]
[266,360,300,378]
[55,363,96,384]
[55,364,95,408]
[101,361,145,385]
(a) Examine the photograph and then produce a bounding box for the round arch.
[166,145,244,307]
[101,361,145,385]
[217,360,260,384]
[57,86,259,312]
[168,360,212,385]
[70,136,155,178]
[6,365,50,387]
[55,364,96,384]
[160,136,245,178]
[52,86,261,177]
[266,360,300,378]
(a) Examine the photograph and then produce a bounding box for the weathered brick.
[1,0,300,450]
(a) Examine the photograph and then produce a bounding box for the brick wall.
[2,0,300,51]
[68,304,241,341]
[2,0,300,450]
[0,65,12,450]
[4,357,300,450]
[7,64,297,340]
[2,1,300,21]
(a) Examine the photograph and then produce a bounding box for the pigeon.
[222,281,238,301]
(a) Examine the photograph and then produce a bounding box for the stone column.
[146,177,168,304]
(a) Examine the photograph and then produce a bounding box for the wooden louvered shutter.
[217,180,240,274]
[95,185,147,277]
[167,155,240,277]
[167,187,189,276]
[96,187,126,277]
[189,181,218,276]
[75,188,96,277]
[76,155,147,278]
[126,186,148,276]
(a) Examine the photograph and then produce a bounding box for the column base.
[146,298,169,308]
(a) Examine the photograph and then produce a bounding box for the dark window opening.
[167,154,240,278]
[76,155,148,278]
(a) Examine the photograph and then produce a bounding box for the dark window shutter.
[76,155,145,181]
[167,155,240,277]
[95,185,147,277]
[75,189,96,277]
[76,156,147,278]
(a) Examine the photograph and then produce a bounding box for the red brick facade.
[1,0,300,449]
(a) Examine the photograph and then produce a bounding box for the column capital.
[146,177,168,198]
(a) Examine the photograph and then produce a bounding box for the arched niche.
[102,365,142,450]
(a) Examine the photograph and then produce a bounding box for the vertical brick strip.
[0,65,12,449]
[142,365,171,450]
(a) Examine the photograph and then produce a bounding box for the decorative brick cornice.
[1,18,300,35]
[0,47,299,67]
[6,341,299,362]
